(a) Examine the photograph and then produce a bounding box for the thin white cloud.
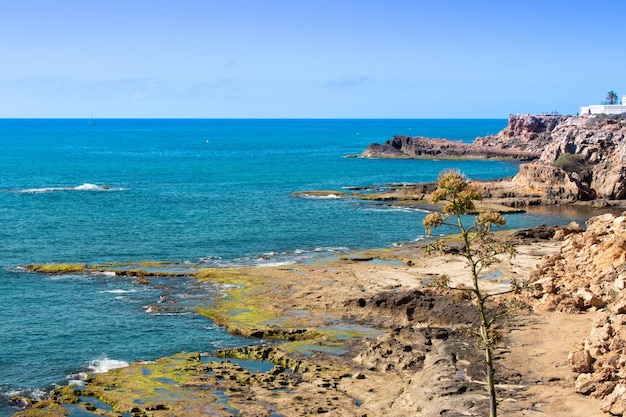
[327,76,370,88]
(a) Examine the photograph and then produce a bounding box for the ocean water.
[0,118,593,415]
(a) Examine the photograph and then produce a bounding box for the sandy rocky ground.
[244,238,606,417]
[207,214,624,417]
[14,215,626,417]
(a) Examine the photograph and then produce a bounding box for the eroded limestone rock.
[531,213,626,415]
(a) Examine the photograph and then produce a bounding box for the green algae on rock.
[194,268,382,344]
[75,352,240,417]
[11,399,68,417]
[194,268,324,341]
[25,263,89,274]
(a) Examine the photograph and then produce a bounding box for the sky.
[1,0,624,118]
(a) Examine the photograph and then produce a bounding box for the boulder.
[568,342,593,373]
[601,383,626,415]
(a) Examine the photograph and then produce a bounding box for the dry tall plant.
[423,170,526,417]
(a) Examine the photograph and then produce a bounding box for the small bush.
[553,153,587,173]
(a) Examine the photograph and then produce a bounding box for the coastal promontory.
[361,114,568,160]
[358,113,626,207]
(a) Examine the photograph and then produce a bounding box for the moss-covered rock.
[25,264,88,274]
[84,352,220,415]
[49,386,80,405]
[11,400,67,417]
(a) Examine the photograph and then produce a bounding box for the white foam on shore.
[199,246,349,268]
[296,193,343,199]
[1,388,47,401]
[364,205,429,213]
[100,289,137,294]
[88,357,130,374]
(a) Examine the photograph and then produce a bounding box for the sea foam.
[88,358,130,374]
[14,183,128,193]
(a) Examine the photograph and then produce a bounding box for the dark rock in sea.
[361,135,538,160]
[360,114,568,160]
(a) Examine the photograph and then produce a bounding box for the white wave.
[197,255,223,263]
[94,271,117,277]
[391,235,434,247]
[313,194,342,199]
[88,357,129,373]
[198,246,352,269]
[14,183,128,194]
[5,388,48,401]
[221,283,240,289]
[364,205,430,213]
[100,289,137,294]
[296,193,343,200]
[66,371,89,386]
[313,246,349,253]
[73,183,100,190]
[67,379,87,387]
[258,260,297,267]
[18,187,59,193]
[31,388,47,400]
[67,371,88,380]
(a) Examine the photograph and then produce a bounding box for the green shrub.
[553,153,587,173]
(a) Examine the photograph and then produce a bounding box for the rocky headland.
[355,113,626,208]
[361,114,568,160]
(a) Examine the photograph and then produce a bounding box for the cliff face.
[361,114,565,160]
[514,117,626,200]
[474,114,568,152]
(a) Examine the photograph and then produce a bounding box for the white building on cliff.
[580,95,626,115]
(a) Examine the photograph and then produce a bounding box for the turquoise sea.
[0,119,599,416]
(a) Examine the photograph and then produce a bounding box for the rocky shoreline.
[12,214,626,416]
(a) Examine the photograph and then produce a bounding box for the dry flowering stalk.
[423,169,527,417]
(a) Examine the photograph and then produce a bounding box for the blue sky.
[1,0,624,118]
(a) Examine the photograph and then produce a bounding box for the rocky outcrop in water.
[530,213,626,415]
[361,114,566,160]
[361,135,538,160]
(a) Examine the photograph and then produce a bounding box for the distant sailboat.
[88,113,97,125]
